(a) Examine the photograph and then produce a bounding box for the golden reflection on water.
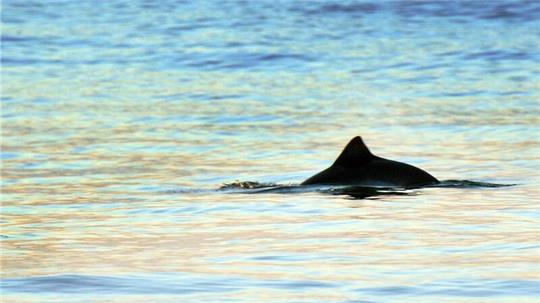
[3,71,539,301]
[3,185,539,284]
[3,2,540,300]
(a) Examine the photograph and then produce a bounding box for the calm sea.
[2,1,540,302]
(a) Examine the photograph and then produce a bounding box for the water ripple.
[2,1,539,302]
[2,274,335,295]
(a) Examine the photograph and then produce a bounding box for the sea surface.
[2,0,540,302]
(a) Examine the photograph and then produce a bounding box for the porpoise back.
[302,136,438,187]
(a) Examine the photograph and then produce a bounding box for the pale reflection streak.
[3,190,539,284]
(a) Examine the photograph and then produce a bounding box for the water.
[2,0,540,302]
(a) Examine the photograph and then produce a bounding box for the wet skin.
[302,136,439,188]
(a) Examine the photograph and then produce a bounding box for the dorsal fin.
[333,136,374,166]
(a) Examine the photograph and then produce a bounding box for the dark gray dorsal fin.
[333,136,374,166]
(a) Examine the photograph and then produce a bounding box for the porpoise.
[302,136,438,188]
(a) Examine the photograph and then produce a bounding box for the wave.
[219,180,515,199]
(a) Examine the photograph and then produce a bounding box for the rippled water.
[2,1,540,302]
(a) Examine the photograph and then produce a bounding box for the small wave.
[393,1,540,22]
[219,181,411,199]
[220,180,279,190]
[463,50,533,62]
[357,279,540,297]
[1,274,238,295]
[1,57,65,66]
[298,2,378,16]
[2,274,334,295]
[183,52,314,71]
[430,180,516,188]
[1,35,40,43]
[218,180,515,199]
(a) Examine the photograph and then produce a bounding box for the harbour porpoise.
[302,136,438,188]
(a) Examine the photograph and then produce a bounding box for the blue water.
[2,1,540,302]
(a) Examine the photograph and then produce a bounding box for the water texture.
[2,0,540,302]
